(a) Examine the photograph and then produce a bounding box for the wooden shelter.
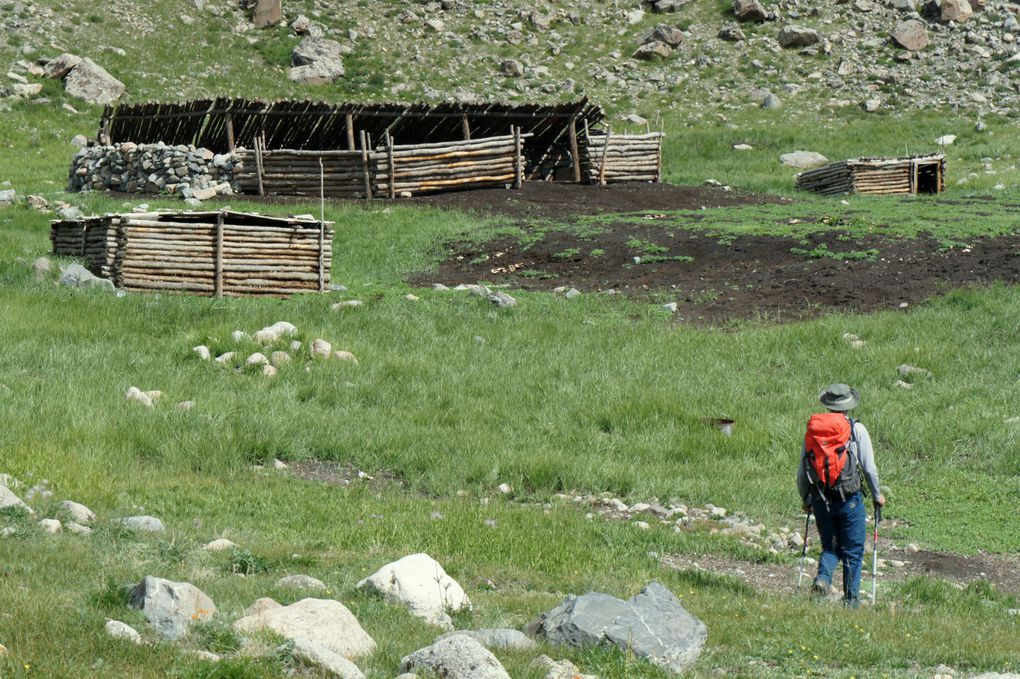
[580,130,663,185]
[796,155,945,196]
[51,210,333,297]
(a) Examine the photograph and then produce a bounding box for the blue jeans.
[811,490,866,603]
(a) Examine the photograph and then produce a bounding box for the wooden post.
[386,135,396,199]
[513,126,522,190]
[213,211,224,298]
[568,115,582,183]
[655,134,662,184]
[345,112,356,151]
[461,113,471,141]
[225,113,235,152]
[599,125,611,187]
[360,129,373,200]
[254,135,265,196]
[318,159,326,293]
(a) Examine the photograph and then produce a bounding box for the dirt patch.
[406,181,785,221]
[417,224,1020,324]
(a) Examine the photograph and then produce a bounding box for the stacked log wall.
[580,132,663,184]
[51,212,332,297]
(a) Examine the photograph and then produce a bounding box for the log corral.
[796,155,945,196]
[580,130,664,185]
[82,97,663,198]
[51,211,333,297]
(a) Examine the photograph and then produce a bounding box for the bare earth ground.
[407,183,1020,324]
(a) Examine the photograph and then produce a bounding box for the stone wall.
[68,143,242,200]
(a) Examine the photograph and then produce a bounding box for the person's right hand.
[876,493,887,507]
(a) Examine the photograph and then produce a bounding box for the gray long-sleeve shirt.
[797,419,881,502]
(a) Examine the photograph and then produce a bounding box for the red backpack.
[804,412,862,502]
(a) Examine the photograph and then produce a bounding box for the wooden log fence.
[796,155,945,196]
[51,211,333,297]
[580,131,663,184]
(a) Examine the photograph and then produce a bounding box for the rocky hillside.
[1,0,1018,124]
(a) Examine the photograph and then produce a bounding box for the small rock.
[233,598,376,658]
[333,351,359,364]
[32,257,52,279]
[761,93,782,109]
[356,553,471,629]
[193,345,211,360]
[894,380,914,390]
[126,387,154,409]
[245,352,269,367]
[778,25,822,48]
[231,330,249,342]
[204,538,238,551]
[71,134,89,148]
[732,143,753,151]
[273,458,288,470]
[331,300,363,310]
[39,519,62,533]
[262,364,278,378]
[215,352,236,365]
[400,635,510,679]
[897,364,932,379]
[0,486,33,514]
[310,339,332,358]
[905,543,919,553]
[129,576,217,639]
[432,283,450,291]
[60,500,96,524]
[115,515,165,532]
[935,135,957,146]
[564,288,581,299]
[105,620,142,644]
[244,597,282,616]
[289,637,366,679]
[66,522,92,535]
[487,291,517,308]
[59,263,114,291]
[780,151,828,169]
[276,574,328,591]
[497,483,512,494]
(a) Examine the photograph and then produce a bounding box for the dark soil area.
[410,183,1020,324]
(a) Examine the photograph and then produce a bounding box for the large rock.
[733,0,769,22]
[400,635,510,679]
[290,37,345,84]
[891,20,929,50]
[0,190,16,207]
[115,515,166,532]
[778,25,822,48]
[0,486,33,514]
[604,582,707,674]
[525,592,633,646]
[528,583,707,676]
[58,264,114,291]
[641,24,684,47]
[105,619,142,644]
[940,0,973,21]
[129,576,217,640]
[253,321,297,344]
[633,41,674,60]
[356,553,471,629]
[44,53,82,79]
[60,500,96,525]
[290,638,365,679]
[780,150,828,169]
[233,598,376,658]
[437,628,538,652]
[63,58,125,105]
[251,0,282,27]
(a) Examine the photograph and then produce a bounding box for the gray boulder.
[60,500,96,524]
[233,598,376,659]
[733,0,769,22]
[718,23,746,41]
[290,37,345,84]
[0,189,15,207]
[761,93,782,109]
[276,574,328,591]
[780,150,828,169]
[641,24,684,47]
[44,53,82,79]
[58,264,115,292]
[891,20,929,50]
[105,619,142,644]
[778,25,822,48]
[653,0,693,11]
[634,41,674,60]
[290,638,365,679]
[604,582,707,675]
[251,0,282,27]
[129,576,217,639]
[64,58,125,105]
[500,59,525,77]
[438,628,538,652]
[0,486,33,514]
[400,635,510,679]
[115,515,166,532]
[524,592,632,646]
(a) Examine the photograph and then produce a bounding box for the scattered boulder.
[500,59,525,77]
[277,574,328,591]
[761,93,782,109]
[898,364,932,379]
[39,519,62,533]
[66,522,92,535]
[129,576,217,639]
[245,352,269,367]
[0,190,16,207]
[43,53,82,79]
[533,655,597,679]
[733,0,769,22]
[115,515,166,532]
[204,538,238,551]
[251,0,282,27]
[891,20,929,51]
[126,387,154,409]
[311,339,332,358]
[641,24,684,47]
[105,620,142,644]
[60,500,96,525]
[63,58,125,105]
[527,582,707,675]
[778,25,822,48]
[59,264,114,291]
[939,0,973,22]
[400,635,511,679]
[333,351,359,364]
[356,553,471,629]
[780,151,828,169]
[215,352,236,365]
[233,598,376,658]
[438,629,538,652]
[253,321,297,344]
[290,37,345,84]
[290,637,365,679]
[487,290,517,308]
[32,257,52,279]
[270,351,291,367]
[935,134,957,146]
[718,23,746,41]
[634,42,674,60]
[244,597,283,617]
[193,345,211,361]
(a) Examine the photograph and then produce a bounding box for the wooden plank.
[214,211,224,298]
[360,129,373,200]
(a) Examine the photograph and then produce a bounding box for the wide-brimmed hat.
[819,383,860,412]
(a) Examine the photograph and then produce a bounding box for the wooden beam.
[213,211,224,298]
[225,113,235,152]
[461,113,471,141]
[360,129,373,200]
[513,126,522,190]
[569,115,581,183]
[345,112,356,151]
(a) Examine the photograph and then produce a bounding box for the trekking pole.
[796,508,812,589]
[871,506,882,605]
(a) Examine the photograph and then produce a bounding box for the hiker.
[797,383,886,607]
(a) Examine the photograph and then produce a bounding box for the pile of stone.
[68,142,238,199]
[195,322,358,378]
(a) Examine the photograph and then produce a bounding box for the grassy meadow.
[3,13,1020,676]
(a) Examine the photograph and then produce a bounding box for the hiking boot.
[844,597,861,609]
[811,578,831,598]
